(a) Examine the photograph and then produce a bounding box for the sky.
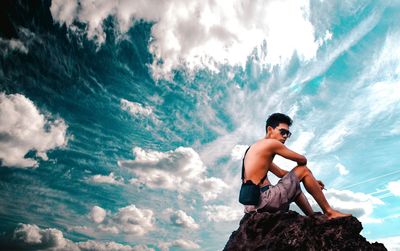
[1,0,400,250]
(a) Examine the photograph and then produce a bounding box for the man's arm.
[269,162,289,178]
[271,140,307,166]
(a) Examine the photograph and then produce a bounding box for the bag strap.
[241,146,251,181]
[241,146,268,185]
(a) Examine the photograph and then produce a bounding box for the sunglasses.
[278,128,292,138]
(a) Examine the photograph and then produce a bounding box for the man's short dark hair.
[266,113,293,131]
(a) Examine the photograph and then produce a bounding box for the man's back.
[243,139,276,186]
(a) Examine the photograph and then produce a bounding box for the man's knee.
[293,165,312,178]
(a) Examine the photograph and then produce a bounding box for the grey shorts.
[244,171,302,213]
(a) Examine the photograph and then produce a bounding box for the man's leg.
[294,191,314,216]
[292,166,351,219]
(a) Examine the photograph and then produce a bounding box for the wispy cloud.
[342,169,400,190]
[120,99,153,117]
[230,144,249,161]
[0,38,28,55]
[90,172,124,185]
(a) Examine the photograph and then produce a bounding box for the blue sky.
[1,0,400,250]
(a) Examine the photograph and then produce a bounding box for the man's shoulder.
[256,138,282,149]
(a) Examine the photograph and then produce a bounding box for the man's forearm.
[280,169,289,177]
[297,156,307,166]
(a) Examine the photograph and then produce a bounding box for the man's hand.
[317,180,325,190]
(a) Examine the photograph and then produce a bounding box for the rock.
[224,210,386,251]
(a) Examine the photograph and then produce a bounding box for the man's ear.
[267,126,273,134]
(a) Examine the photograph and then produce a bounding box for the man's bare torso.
[243,138,276,187]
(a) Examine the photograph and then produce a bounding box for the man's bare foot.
[326,209,352,219]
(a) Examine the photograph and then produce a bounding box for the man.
[243,113,351,219]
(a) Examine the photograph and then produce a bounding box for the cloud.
[12,223,76,250]
[313,30,400,153]
[120,147,227,201]
[387,180,400,196]
[90,172,124,185]
[0,93,68,168]
[230,144,249,161]
[320,189,384,223]
[0,37,29,55]
[316,79,400,153]
[169,210,199,230]
[335,163,349,176]
[372,236,400,251]
[79,240,154,251]
[76,204,154,236]
[50,0,322,78]
[121,99,153,117]
[289,131,315,155]
[90,206,106,223]
[204,205,243,222]
[159,239,200,251]
[110,204,154,235]
[8,223,154,251]
[120,99,161,126]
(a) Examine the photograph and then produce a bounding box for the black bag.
[238,146,263,206]
[239,180,260,205]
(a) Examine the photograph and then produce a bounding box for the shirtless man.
[243,113,351,219]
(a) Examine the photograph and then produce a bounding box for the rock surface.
[224,211,386,251]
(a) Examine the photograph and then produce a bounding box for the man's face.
[269,123,291,144]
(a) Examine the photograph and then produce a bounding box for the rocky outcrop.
[224,211,386,251]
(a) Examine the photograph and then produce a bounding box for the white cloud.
[120,147,227,201]
[159,239,200,251]
[387,180,400,196]
[120,99,153,117]
[318,120,352,153]
[316,80,400,153]
[78,240,154,251]
[313,30,400,153]
[335,163,349,176]
[81,204,154,236]
[322,189,384,223]
[289,131,315,154]
[0,93,68,168]
[10,223,154,251]
[12,223,79,250]
[372,236,400,251]
[198,177,228,201]
[50,0,78,27]
[112,204,154,235]
[204,205,243,222]
[90,206,106,223]
[230,144,249,161]
[50,0,322,78]
[169,210,199,230]
[295,9,381,85]
[90,172,124,185]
